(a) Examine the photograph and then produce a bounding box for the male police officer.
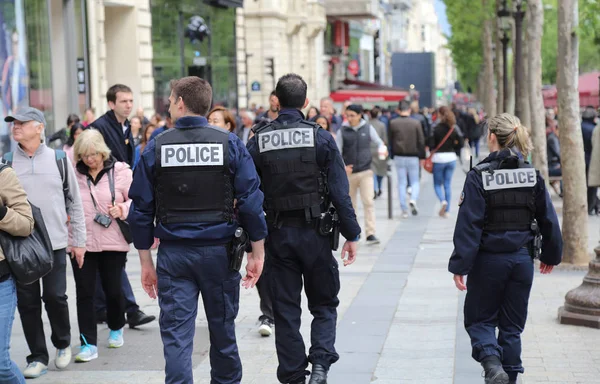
[247,74,361,384]
[128,76,267,384]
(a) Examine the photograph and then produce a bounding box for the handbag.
[424,126,455,174]
[107,167,134,244]
[0,166,54,284]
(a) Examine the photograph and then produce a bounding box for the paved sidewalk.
[9,162,600,383]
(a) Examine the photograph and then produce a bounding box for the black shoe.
[377,190,382,197]
[96,310,107,324]
[289,379,306,384]
[481,356,509,384]
[366,235,380,245]
[127,310,156,328]
[308,364,328,384]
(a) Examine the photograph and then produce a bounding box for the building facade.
[0,0,155,155]
[237,0,328,109]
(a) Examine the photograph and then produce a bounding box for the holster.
[228,230,249,272]
[317,206,340,251]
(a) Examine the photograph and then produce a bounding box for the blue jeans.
[433,161,456,211]
[394,156,420,212]
[0,276,26,384]
[469,138,481,158]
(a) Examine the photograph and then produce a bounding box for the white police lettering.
[258,128,314,153]
[161,144,224,167]
[482,169,537,191]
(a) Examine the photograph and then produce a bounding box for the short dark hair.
[170,76,213,116]
[67,113,80,126]
[275,74,307,109]
[106,84,132,103]
[270,90,277,98]
[398,100,411,112]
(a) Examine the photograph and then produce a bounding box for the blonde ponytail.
[487,113,534,158]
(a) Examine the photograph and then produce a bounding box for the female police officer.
[449,113,563,384]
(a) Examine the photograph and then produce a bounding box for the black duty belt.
[0,259,11,281]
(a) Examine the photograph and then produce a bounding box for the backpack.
[0,164,54,285]
[2,150,71,207]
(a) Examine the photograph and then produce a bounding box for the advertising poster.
[0,0,28,155]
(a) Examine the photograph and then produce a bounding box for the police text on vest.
[161,144,224,167]
[482,169,537,191]
[259,128,314,153]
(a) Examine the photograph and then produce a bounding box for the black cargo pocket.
[222,277,240,323]
[330,257,341,297]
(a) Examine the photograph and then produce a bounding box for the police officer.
[449,113,563,384]
[128,76,267,384]
[247,73,362,384]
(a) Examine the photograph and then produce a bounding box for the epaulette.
[252,120,272,134]
[472,162,492,175]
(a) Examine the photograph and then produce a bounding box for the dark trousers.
[464,248,534,381]
[16,248,71,365]
[588,187,599,214]
[256,255,273,322]
[469,138,481,158]
[156,243,241,384]
[95,268,139,315]
[267,226,340,384]
[70,251,127,346]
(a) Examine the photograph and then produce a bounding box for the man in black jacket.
[90,84,155,328]
[90,84,135,166]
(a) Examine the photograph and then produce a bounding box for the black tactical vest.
[341,124,372,173]
[254,120,325,220]
[154,126,234,224]
[474,154,537,232]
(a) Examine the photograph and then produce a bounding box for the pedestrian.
[449,113,563,384]
[306,106,319,120]
[410,100,431,138]
[429,106,464,218]
[71,129,132,362]
[336,104,385,245]
[207,105,237,133]
[389,100,426,218]
[83,108,95,127]
[582,107,599,215]
[91,85,155,329]
[0,164,34,384]
[467,108,482,159]
[319,97,342,133]
[133,123,156,170]
[2,107,87,379]
[314,115,334,138]
[237,110,256,145]
[130,116,143,147]
[63,122,88,164]
[369,107,388,199]
[247,73,361,384]
[255,90,280,123]
[129,76,267,384]
[89,84,135,166]
[589,119,600,191]
[149,111,174,140]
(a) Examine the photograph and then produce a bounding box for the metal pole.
[501,32,509,113]
[178,11,186,78]
[387,165,393,219]
[513,2,525,119]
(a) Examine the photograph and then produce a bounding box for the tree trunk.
[519,32,531,133]
[495,0,504,115]
[557,0,589,265]
[527,0,549,181]
[482,1,496,118]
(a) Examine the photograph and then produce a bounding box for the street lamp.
[513,0,526,120]
[497,0,511,113]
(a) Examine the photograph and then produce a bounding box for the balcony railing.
[324,0,383,19]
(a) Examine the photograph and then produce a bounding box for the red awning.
[329,89,410,103]
[543,72,600,108]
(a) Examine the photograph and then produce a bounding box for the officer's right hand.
[453,274,467,291]
[243,241,265,289]
[341,241,357,266]
[540,262,554,274]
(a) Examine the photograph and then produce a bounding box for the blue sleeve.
[534,174,563,265]
[128,141,156,250]
[317,130,361,240]
[229,135,268,242]
[448,171,486,275]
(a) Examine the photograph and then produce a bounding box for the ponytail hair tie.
[513,125,518,132]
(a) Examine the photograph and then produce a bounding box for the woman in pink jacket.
[71,129,132,363]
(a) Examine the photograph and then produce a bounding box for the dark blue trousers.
[157,243,241,384]
[267,226,340,383]
[464,248,534,381]
[95,268,139,315]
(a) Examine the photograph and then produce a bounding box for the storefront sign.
[77,58,86,94]
[251,81,261,91]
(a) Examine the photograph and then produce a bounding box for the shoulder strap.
[54,150,71,205]
[108,167,116,205]
[2,152,13,166]
[0,163,9,174]
[430,126,455,156]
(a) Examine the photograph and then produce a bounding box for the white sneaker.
[75,344,98,363]
[258,318,274,337]
[439,201,448,217]
[108,328,124,348]
[409,200,418,216]
[55,346,71,369]
[401,211,409,219]
[23,362,48,379]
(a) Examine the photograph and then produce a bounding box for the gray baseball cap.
[4,106,47,126]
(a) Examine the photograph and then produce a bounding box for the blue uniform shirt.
[247,108,361,241]
[128,116,268,250]
[449,150,563,276]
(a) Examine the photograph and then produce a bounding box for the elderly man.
[320,97,342,133]
[2,107,86,379]
[237,110,256,145]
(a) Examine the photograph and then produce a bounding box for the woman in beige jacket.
[0,165,34,383]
